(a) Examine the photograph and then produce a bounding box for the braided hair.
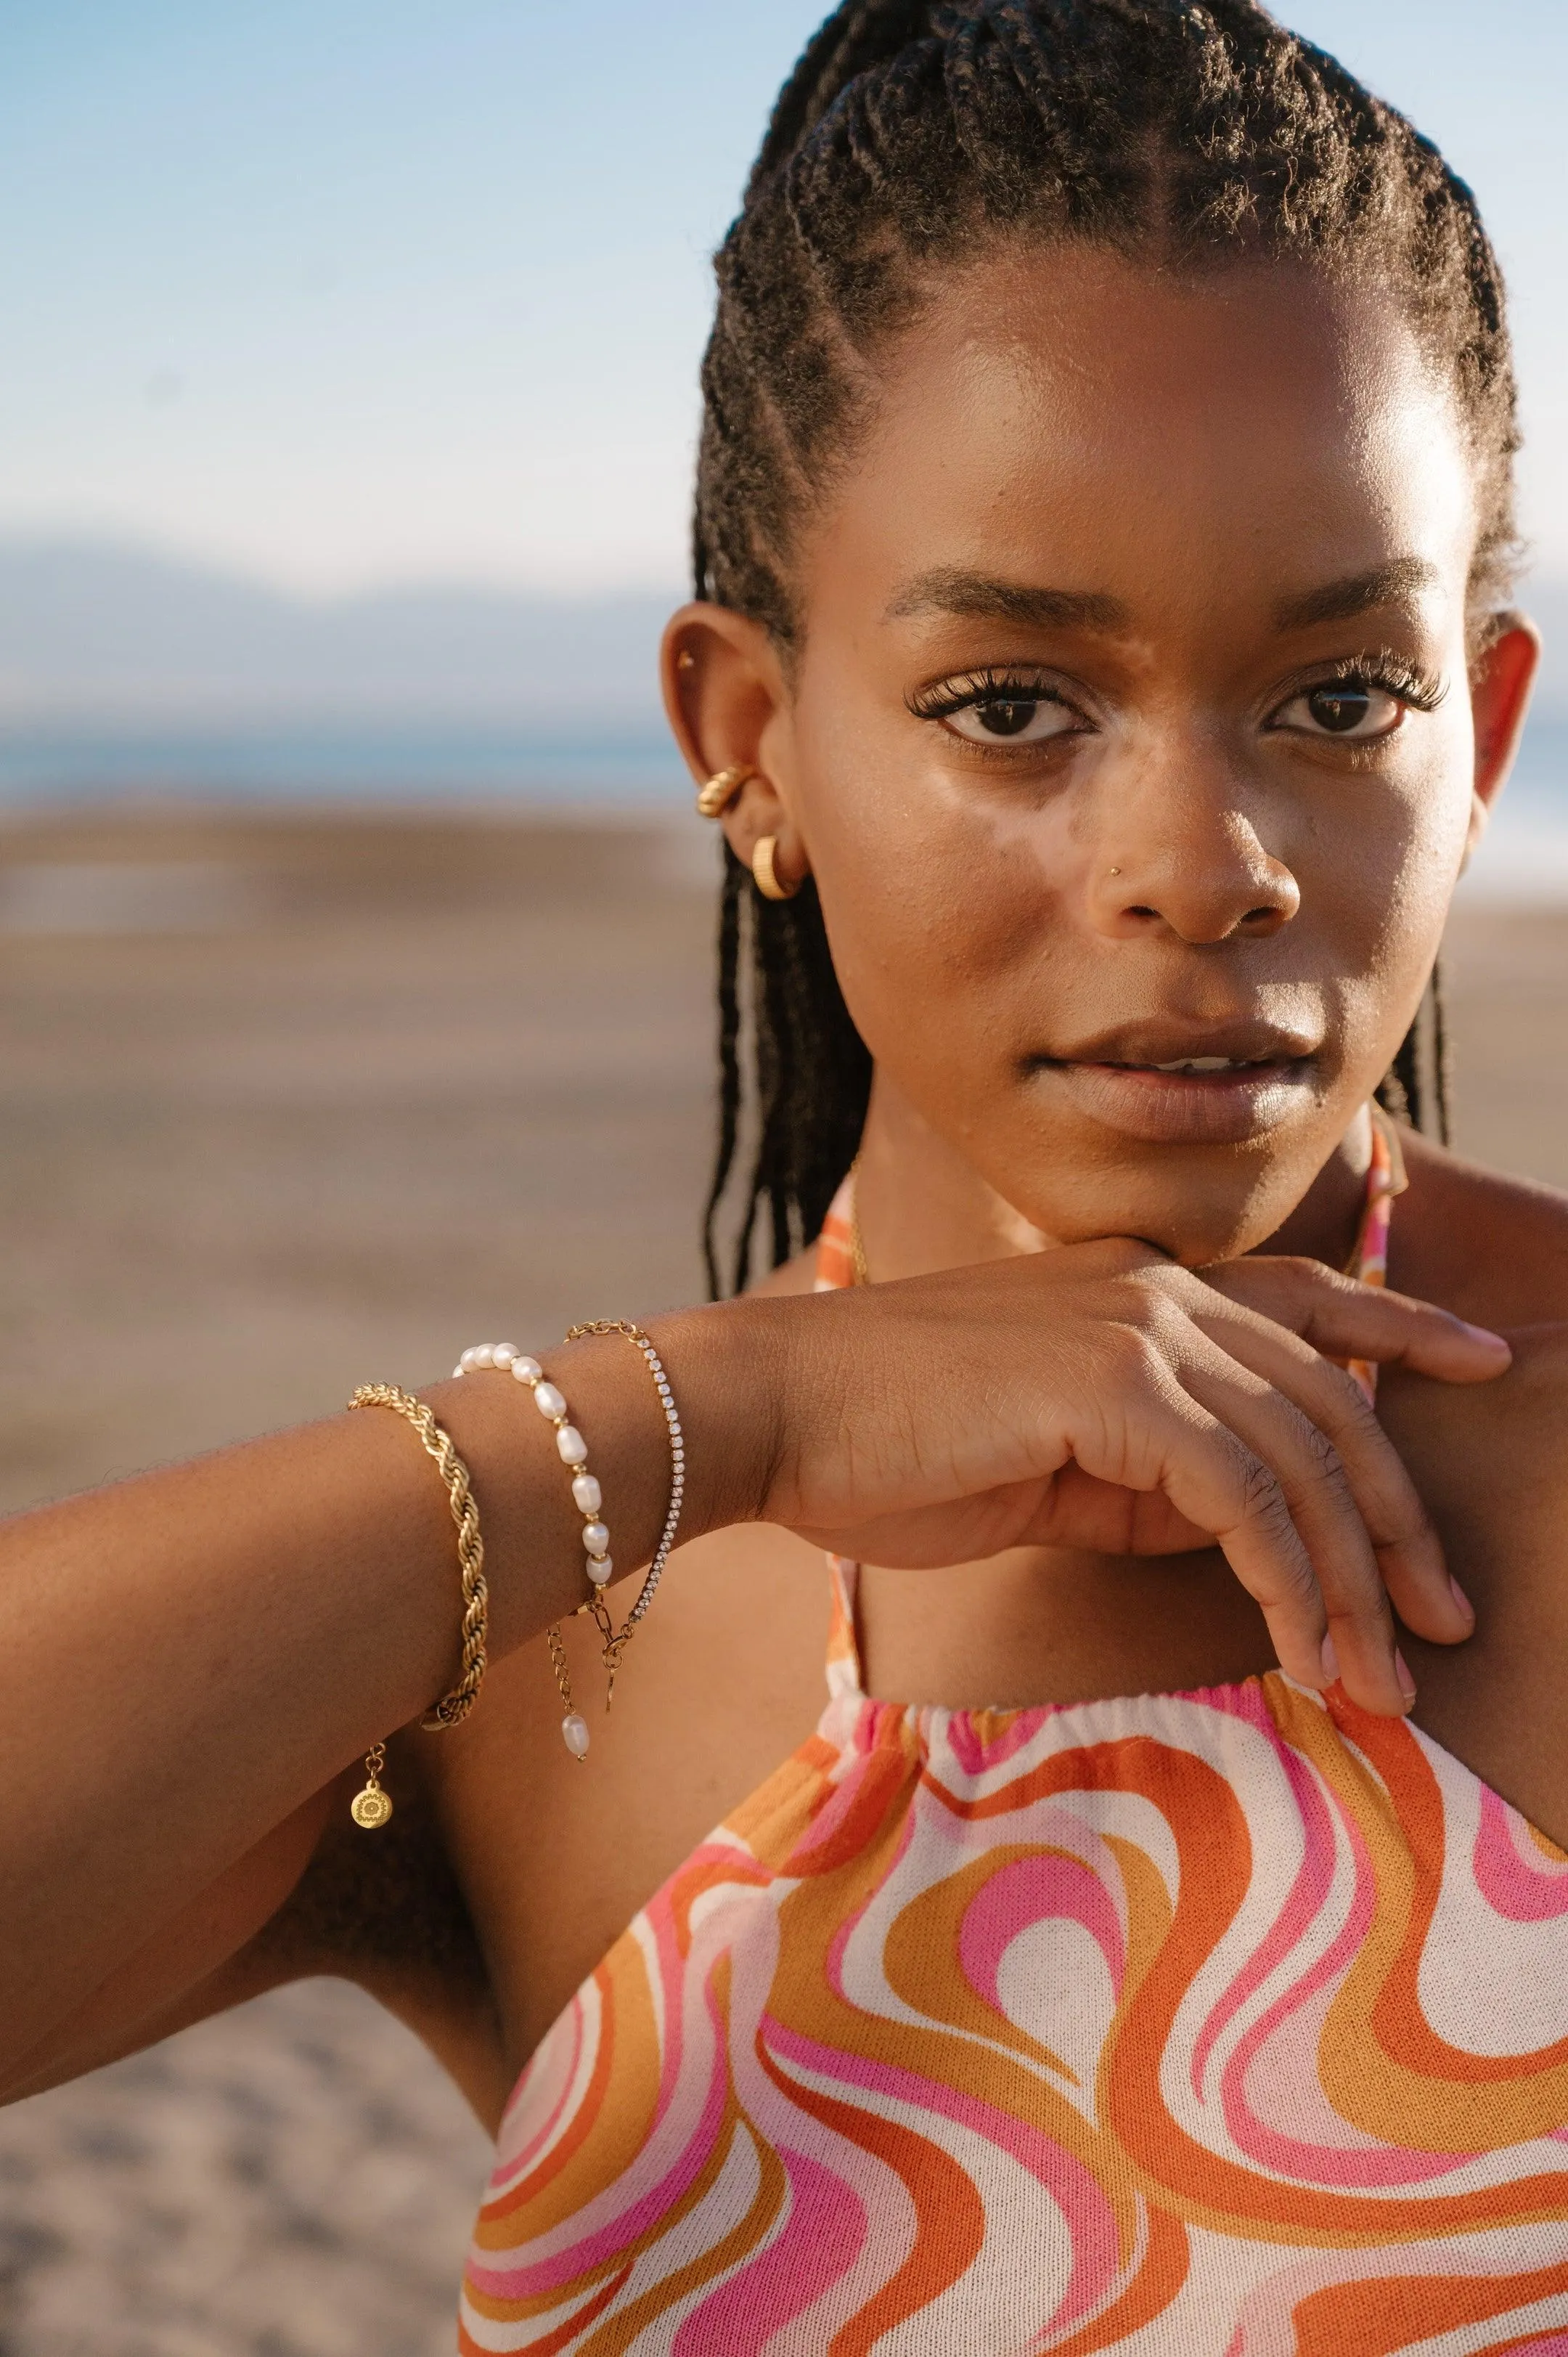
[697,0,1519,1293]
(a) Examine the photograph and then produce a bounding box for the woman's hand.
[682,1244,1510,1719]
[0,1239,1505,2088]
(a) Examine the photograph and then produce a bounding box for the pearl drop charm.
[453,1320,685,1770]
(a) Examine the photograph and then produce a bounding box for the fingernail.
[1449,1575,1475,1622]
[1460,1319,1510,1353]
[1320,1632,1341,1685]
[1395,1649,1417,1704]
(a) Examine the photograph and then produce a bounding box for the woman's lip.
[1035,1057,1315,1144]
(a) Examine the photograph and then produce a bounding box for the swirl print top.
[462,1133,1568,2355]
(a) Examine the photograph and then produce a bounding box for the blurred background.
[2,4,1566,2352]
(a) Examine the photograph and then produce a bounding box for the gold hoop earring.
[752,835,800,902]
[695,763,756,821]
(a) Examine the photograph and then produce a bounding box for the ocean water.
[0,711,1564,897]
[1457,712,1568,900]
[0,722,690,810]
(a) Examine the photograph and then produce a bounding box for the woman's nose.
[1086,805,1300,944]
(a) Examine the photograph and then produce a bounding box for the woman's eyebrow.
[883,569,1129,630]
[1273,558,1442,632]
[881,560,1442,634]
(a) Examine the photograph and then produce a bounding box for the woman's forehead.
[805,246,1476,628]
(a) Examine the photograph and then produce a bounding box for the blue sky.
[3,1,1564,595]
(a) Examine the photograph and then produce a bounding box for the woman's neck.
[854,1074,1373,1281]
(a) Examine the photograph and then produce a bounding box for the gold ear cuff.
[694,766,801,899]
[695,763,756,819]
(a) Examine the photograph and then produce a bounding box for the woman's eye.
[1274,680,1405,740]
[943,696,1079,745]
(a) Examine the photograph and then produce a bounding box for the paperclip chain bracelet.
[455,1324,685,1757]
[343,1383,490,1829]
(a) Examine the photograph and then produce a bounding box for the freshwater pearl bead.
[454,1324,685,1759]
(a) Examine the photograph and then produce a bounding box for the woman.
[4,1,1564,2347]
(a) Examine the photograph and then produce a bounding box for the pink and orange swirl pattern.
[462,1142,1568,2352]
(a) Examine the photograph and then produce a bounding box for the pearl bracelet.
[454,1326,685,1758]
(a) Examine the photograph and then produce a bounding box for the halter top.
[462,1135,1568,2354]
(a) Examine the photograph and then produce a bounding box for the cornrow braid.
[701,0,1508,1287]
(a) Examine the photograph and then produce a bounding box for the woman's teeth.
[1143,1057,1265,1074]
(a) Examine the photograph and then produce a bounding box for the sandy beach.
[1,805,1565,2354]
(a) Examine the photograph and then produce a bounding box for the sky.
[3,1,1566,598]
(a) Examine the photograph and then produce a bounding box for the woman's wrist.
[640,1296,791,1538]
[420,1296,777,1658]
[417,1281,816,1690]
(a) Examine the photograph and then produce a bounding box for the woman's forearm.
[1,1246,1506,2075]
[0,1306,771,2070]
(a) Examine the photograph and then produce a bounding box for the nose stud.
[1108,866,1122,877]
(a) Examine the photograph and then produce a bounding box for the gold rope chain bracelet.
[343,1383,490,1828]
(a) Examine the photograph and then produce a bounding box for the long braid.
[700,0,1517,1286]
[1378,1022,1425,1137]
[702,848,747,1300]
[705,850,873,1295]
[1432,964,1453,1147]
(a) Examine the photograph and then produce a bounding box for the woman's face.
[678,247,1534,1262]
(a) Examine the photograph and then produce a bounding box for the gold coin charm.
[351,1744,393,1829]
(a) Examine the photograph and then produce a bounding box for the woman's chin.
[996,1073,1339,1263]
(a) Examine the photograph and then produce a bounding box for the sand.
[0,805,1564,2353]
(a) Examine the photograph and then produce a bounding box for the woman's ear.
[661,603,812,893]
[1463,614,1540,867]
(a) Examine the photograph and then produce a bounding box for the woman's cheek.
[812,782,1060,1083]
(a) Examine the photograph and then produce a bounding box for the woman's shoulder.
[1392,1131,1568,1329]
[1379,1142,1568,1842]
[1383,1133,1568,1552]
[747,1245,821,1298]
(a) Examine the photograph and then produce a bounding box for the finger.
[1190,1301,1472,1648]
[1197,1259,1511,1383]
[1177,1343,1413,1716]
[1062,1369,1331,1693]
